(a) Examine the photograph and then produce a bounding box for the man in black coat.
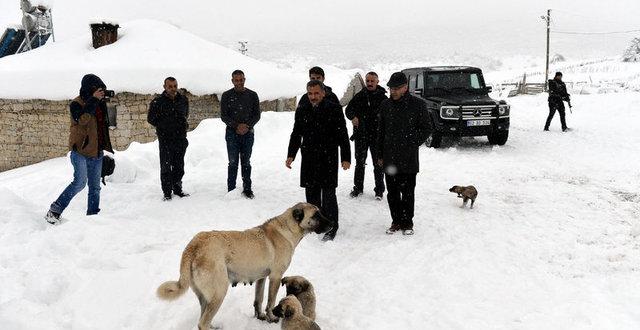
[544,71,570,132]
[148,77,190,201]
[376,72,432,236]
[287,80,351,241]
[345,71,387,199]
[221,70,261,199]
[298,66,341,107]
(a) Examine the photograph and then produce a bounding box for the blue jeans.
[225,128,254,191]
[50,151,103,216]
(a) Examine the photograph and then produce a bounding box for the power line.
[552,28,640,35]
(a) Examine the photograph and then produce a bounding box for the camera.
[104,90,115,98]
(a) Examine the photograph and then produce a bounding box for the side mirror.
[413,88,423,96]
[484,86,493,93]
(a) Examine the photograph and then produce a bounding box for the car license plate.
[467,119,490,126]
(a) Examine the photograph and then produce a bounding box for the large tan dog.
[273,295,321,330]
[156,202,333,330]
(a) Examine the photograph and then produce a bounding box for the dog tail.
[157,242,196,301]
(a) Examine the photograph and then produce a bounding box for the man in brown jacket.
[45,74,114,224]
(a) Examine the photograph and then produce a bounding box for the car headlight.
[445,108,454,116]
[498,105,510,116]
[441,106,458,118]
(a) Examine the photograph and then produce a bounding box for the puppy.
[449,185,478,208]
[272,295,321,330]
[281,276,316,320]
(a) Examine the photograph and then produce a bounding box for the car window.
[470,73,481,88]
[417,73,424,89]
[408,75,417,92]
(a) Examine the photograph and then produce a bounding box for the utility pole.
[541,9,551,91]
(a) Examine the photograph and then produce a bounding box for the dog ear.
[292,208,304,222]
[284,305,294,318]
[301,281,309,292]
[272,304,283,318]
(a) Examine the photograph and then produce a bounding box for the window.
[408,75,417,92]
[470,73,481,88]
[417,73,424,90]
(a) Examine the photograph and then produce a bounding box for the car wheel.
[488,131,508,145]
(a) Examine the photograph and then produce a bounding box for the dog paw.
[266,314,280,323]
[256,312,267,321]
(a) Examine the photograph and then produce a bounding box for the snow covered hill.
[1,92,639,329]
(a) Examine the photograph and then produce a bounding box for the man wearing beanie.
[376,72,432,235]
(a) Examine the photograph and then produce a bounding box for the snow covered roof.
[0,19,308,100]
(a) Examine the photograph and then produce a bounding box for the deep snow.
[0,91,639,329]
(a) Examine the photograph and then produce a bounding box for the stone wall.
[0,91,297,172]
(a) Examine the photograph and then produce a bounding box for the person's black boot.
[322,228,337,241]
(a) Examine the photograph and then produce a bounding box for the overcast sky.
[2,0,639,63]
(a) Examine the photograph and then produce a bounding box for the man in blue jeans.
[45,74,114,224]
[221,70,261,199]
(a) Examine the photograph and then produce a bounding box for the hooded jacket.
[68,74,114,157]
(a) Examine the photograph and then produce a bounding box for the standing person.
[298,66,340,106]
[147,77,190,201]
[221,70,261,198]
[376,72,432,236]
[544,72,571,132]
[286,80,351,241]
[44,74,114,224]
[345,71,387,200]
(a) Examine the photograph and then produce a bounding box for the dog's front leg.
[263,275,282,323]
[254,278,267,320]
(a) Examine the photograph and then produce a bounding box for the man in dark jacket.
[287,80,351,241]
[376,72,432,236]
[345,71,387,199]
[148,77,190,201]
[45,74,114,224]
[221,70,261,198]
[544,72,570,132]
[298,66,341,107]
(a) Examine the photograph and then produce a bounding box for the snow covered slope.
[1,92,639,329]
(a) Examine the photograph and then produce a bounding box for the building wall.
[0,91,296,172]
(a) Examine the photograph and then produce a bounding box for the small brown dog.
[281,276,316,320]
[273,295,321,330]
[449,185,478,208]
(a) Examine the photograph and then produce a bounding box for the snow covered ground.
[1,91,639,329]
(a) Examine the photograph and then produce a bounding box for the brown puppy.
[449,185,478,209]
[281,276,316,320]
[156,203,333,330]
[272,295,321,330]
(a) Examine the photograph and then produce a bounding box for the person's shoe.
[562,127,571,132]
[385,224,401,235]
[45,210,61,225]
[375,193,383,201]
[242,190,255,199]
[163,194,172,201]
[174,191,190,198]
[543,128,549,131]
[402,229,415,236]
[322,230,336,241]
[349,189,363,198]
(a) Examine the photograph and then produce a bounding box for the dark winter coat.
[147,91,190,141]
[345,86,388,141]
[548,79,570,105]
[376,92,432,174]
[298,85,341,108]
[220,88,261,130]
[287,98,351,188]
[68,74,114,158]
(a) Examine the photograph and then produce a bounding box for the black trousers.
[385,173,417,230]
[159,138,188,196]
[353,134,385,195]
[545,101,567,130]
[305,186,338,231]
